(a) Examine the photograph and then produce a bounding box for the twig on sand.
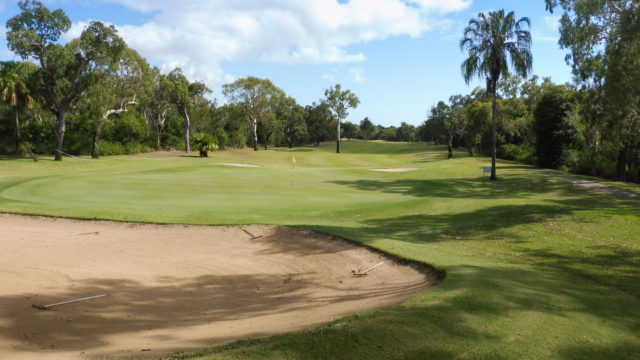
[241,226,263,240]
[62,231,99,236]
[352,261,384,277]
[32,294,106,310]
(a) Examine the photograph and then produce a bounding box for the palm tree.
[1,71,34,150]
[460,9,532,180]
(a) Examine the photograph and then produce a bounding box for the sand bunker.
[220,162,263,168]
[0,214,437,360]
[370,168,418,172]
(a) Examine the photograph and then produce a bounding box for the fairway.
[1,141,640,359]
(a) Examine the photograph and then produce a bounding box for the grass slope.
[1,141,639,359]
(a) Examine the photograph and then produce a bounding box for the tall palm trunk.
[15,108,21,151]
[490,92,497,180]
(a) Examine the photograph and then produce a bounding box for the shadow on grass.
[175,264,640,360]
[330,173,568,199]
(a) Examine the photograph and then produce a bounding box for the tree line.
[1,1,389,159]
[424,2,640,183]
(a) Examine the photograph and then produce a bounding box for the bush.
[498,144,536,165]
[192,133,218,157]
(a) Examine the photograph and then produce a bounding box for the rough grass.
[1,140,639,359]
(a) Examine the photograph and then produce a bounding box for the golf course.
[1,141,639,359]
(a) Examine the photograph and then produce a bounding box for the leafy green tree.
[305,102,334,146]
[341,121,359,141]
[534,85,582,169]
[90,48,151,158]
[396,122,417,142]
[279,97,308,148]
[7,1,126,160]
[461,9,532,179]
[165,68,210,153]
[546,0,640,180]
[223,77,284,151]
[324,84,359,153]
[603,6,640,181]
[1,61,35,152]
[144,67,171,150]
[464,100,490,155]
[359,117,376,141]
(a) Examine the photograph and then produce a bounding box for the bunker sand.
[0,214,438,359]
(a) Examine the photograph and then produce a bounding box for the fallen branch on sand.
[62,231,99,236]
[32,294,106,310]
[241,226,263,239]
[352,261,384,277]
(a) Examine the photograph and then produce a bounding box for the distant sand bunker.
[220,162,263,168]
[370,168,418,172]
[0,214,438,360]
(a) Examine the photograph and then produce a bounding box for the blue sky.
[0,0,571,127]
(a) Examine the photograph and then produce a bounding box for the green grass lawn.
[1,141,639,359]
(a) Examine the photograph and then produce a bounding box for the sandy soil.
[0,214,438,360]
[370,168,418,172]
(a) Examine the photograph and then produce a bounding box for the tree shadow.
[0,266,436,357]
[330,173,571,200]
[175,264,640,359]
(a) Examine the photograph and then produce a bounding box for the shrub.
[192,133,218,157]
[498,143,536,165]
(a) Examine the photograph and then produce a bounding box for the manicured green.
[1,141,639,359]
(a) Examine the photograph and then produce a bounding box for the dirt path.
[0,214,438,360]
[531,169,640,200]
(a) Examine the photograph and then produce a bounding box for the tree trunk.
[91,118,104,159]
[490,92,497,180]
[183,107,190,153]
[336,118,341,153]
[448,134,454,159]
[15,108,21,151]
[54,111,66,161]
[288,131,293,149]
[616,146,628,181]
[253,118,258,151]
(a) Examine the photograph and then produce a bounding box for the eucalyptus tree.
[6,0,126,160]
[222,77,284,151]
[165,68,210,153]
[91,48,151,158]
[545,0,640,180]
[460,9,532,180]
[145,67,171,150]
[305,102,334,147]
[359,117,376,141]
[279,96,308,149]
[324,84,359,153]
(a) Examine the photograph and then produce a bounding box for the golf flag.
[291,156,296,166]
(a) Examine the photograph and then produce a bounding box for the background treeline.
[422,73,640,183]
[0,1,403,160]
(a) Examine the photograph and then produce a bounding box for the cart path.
[530,169,640,200]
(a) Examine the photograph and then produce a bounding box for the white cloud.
[349,67,365,83]
[65,0,471,86]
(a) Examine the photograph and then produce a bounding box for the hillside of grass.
[1,141,639,359]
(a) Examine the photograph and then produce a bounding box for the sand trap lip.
[0,214,438,360]
[370,168,418,172]
[219,162,264,167]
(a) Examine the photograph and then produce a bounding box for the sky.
[0,0,572,127]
